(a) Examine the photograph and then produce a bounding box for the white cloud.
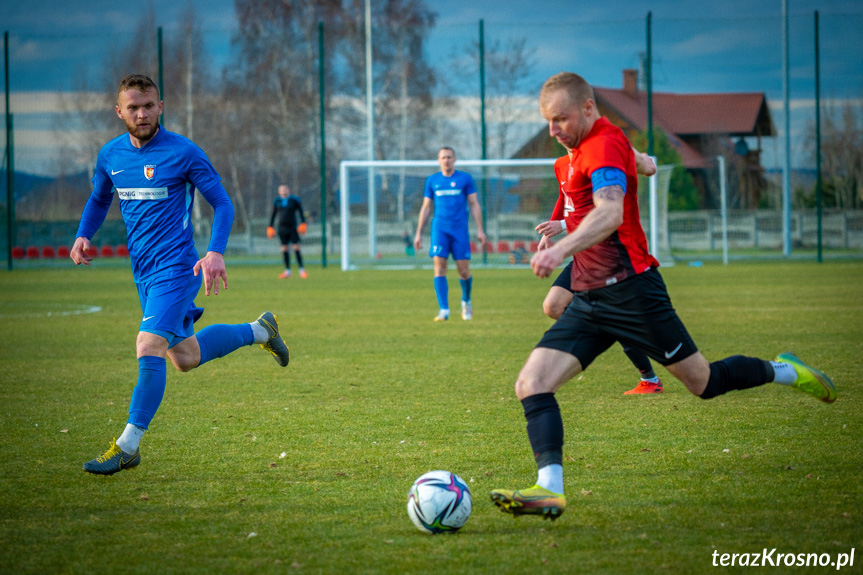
[0,92,108,114]
[767,97,863,111]
[666,26,769,58]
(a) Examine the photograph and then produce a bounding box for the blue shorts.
[136,268,205,349]
[429,227,471,261]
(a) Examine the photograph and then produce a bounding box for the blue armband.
[591,167,627,194]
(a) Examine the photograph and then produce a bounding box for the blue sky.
[6,0,861,32]
[4,0,861,95]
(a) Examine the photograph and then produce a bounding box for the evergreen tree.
[631,128,700,211]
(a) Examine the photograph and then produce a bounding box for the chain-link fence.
[2,5,862,268]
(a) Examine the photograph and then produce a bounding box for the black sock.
[522,393,563,467]
[622,345,656,379]
[283,251,291,269]
[295,250,304,268]
[700,355,773,399]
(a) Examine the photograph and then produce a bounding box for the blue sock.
[128,356,167,429]
[197,324,254,367]
[459,276,472,302]
[433,276,449,310]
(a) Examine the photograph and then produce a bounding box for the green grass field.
[1,261,861,574]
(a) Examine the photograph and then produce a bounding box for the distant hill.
[0,170,58,200]
[1,170,99,221]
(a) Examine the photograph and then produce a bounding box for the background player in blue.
[70,74,291,476]
[413,147,487,321]
[267,184,308,279]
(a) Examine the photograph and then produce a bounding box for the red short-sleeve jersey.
[550,157,571,223]
[558,117,658,291]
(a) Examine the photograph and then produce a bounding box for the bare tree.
[483,37,536,160]
[47,5,162,222]
[161,3,213,238]
[56,81,115,183]
[161,3,208,139]
[106,4,161,85]
[225,0,343,228]
[803,97,863,209]
[446,36,535,160]
[226,0,440,225]
[439,36,535,224]
[361,0,437,221]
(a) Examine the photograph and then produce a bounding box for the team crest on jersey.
[450,182,456,187]
[144,165,156,180]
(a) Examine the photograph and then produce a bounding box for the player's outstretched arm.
[538,192,566,237]
[531,186,624,279]
[535,220,565,238]
[70,236,93,266]
[634,150,656,177]
[194,251,228,296]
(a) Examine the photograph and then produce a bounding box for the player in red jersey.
[536,150,663,395]
[490,72,836,521]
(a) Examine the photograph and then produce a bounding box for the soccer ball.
[406,470,472,534]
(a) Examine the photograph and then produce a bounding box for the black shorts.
[552,261,574,292]
[536,268,698,368]
[278,226,301,245]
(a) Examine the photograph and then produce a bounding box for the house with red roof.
[516,69,775,209]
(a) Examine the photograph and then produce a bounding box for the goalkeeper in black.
[268,184,308,279]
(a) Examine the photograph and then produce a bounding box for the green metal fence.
[2,7,862,268]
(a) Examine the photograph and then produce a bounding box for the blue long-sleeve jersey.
[76,126,234,282]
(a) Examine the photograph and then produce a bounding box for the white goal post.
[648,163,675,267]
[338,158,672,270]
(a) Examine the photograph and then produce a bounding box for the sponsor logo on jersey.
[435,188,462,197]
[144,164,156,180]
[117,187,169,200]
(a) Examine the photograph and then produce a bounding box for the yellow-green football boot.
[490,484,566,520]
[776,352,836,403]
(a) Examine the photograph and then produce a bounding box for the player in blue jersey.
[70,74,291,476]
[267,184,308,279]
[414,147,486,321]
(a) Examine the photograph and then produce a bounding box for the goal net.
[338,159,672,270]
[640,163,675,267]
